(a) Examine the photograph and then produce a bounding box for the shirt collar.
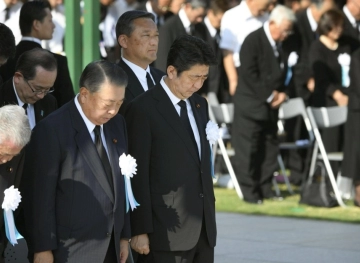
[204,16,217,37]
[241,1,255,21]
[343,5,356,27]
[306,7,318,32]
[160,76,187,106]
[263,21,276,48]
[179,8,191,32]
[122,56,151,80]
[12,77,26,106]
[0,1,6,12]
[21,36,42,45]
[74,94,103,135]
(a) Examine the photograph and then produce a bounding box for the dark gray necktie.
[146,72,155,89]
[178,100,198,152]
[22,103,28,115]
[93,125,114,191]
[4,7,10,21]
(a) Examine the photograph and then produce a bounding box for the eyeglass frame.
[23,76,54,95]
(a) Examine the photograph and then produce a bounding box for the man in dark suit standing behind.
[0,105,31,263]
[154,0,208,71]
[232,5,296,203]
[22,61,131,263]
[0,0,75,107]
[0,23,15,85]
[125,35,217,263]
[116,10,165,114]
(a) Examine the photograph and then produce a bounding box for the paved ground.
[215,212,360,263]
[5,212,360,262]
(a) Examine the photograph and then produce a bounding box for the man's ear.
[166,65,177,79]
[32,19,41,33]
[118,35,128,49]
[79,87,89,104]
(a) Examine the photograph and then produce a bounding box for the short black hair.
[19,0,51,36]
[0,23,15,60]
[185,0,208,9]
[80,60,128,93]
[166,35,217,75]
[115,10,155,43]
[317,9,344,36]
[15,48,57,80]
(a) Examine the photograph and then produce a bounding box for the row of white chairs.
[207,93,349,207]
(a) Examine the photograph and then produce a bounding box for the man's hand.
[307,78,315,93]
[130,234,150,255]
[223,49,238,96]
[119,239,129,263]
[34,251,53,263]
[333,90,348,106]
[271,92,287,109]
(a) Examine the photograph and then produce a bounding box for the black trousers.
[104,232,117,263]
[232,113,279,201]
[136,220,214,263]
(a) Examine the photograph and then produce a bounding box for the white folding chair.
[207,92,243,199]
[306,106,347,207]
[275,98,315,195]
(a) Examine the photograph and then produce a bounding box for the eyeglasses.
[23,77,54,95]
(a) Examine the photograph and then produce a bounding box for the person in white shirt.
[220,0,270,96]
[0,0,22,44]
[342,0,360,42]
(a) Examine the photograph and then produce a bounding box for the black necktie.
[146,72,155,89]
[215,29,221,44]
[276,43,284,69]
[4,7,10,21]
[356,21,360,39]
[93,126,114,191]
[22,103,28,115]
[178,100,198,152]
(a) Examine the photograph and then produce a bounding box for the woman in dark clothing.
[309,9,359,178]
[342,48,360,207]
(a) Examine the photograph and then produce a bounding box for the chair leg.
[313,130,346,207]
[272,177,281,197]
[277,154,294,195]
[217,138,243,199]
[308,142,318,179]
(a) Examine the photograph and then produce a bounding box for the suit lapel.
[189,96,208,165]
[153,85,200,165]
[120,59,146,99]
[104,123,123,208]
[1,79,18,106]
[70,102,115,203]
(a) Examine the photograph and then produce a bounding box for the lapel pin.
[196,104,200,108]
[41,110,44,116]
[113,139,118,143]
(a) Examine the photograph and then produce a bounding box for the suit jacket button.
[6,167,13,173]
[107,232,111,237]
[199,193,204,198]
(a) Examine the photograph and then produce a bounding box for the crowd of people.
[1,0,360,262]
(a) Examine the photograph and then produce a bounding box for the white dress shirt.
[178,8,192,34]
[160,77,201,158]
[21,36,42,45]
[42,6,66,54]
[74,94,110,157]
[122,57,155,91]
[13,78,36,130]
[0,1,22,44]
[306,7,318,32]
[343,5,359,31]
[220,1,268,67]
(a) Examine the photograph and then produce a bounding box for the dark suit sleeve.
[53,55,75,107]
[239,35,273,102]
[24,121,61,252]
[124,101,153,237]
[349,49,360,109]
[155,25,172,72]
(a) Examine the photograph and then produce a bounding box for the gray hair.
[269,5,296,25]
[185,0,208,9]
[0,105,31,148]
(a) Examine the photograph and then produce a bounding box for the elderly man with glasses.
[0,48,58,130]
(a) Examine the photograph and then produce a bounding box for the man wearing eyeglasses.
[0,48,58,130]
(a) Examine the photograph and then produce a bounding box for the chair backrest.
[211,104,234,124]
[279,98,314,143]
[207,92,220,106]
[306,106,347,129]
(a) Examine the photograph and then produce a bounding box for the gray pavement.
[215,212,360,263]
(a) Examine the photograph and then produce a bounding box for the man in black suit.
[22,61,131,263]
[193,0,229,101]
[342,0,360,42]
[154,0,208,71]
[125,35,217,263]
[116,10,165,115]
[232,5,296,203]
[0,0,74,107]
[0,105,31,263]
[0,23,15,85]
[137,0,173,27]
